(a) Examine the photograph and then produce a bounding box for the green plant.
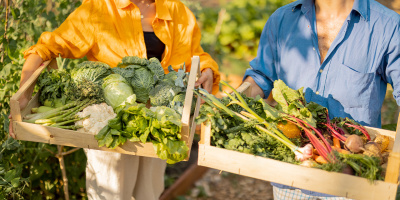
[0,0,86,199]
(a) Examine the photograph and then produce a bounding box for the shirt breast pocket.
[331,63,375,108]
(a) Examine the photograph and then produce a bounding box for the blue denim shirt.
[243,0,400,197]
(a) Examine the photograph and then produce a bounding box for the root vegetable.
[333,137,341,148]
[315,155,328,164]
[374,135,390,152]
[294,144,313,161]
[300,160,318,168]
[331,146,350,154]
[277,121,302,139]
[341,164,355,175]
[364,142,381,157]
[345,135,364,153]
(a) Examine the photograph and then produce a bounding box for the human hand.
[195,68,213,93]
[9,95,30,139]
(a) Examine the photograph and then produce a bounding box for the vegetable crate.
[197,82,400,200]
[10,56,201,160]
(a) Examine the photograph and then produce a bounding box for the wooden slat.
[160,164,208,200]
[198,120,399,200]
[198,144,398,200]
[10,60,51,122]
[385,113,400,183]
[14,121,159,158]
[182,56,200,161]
[21,93,40,118]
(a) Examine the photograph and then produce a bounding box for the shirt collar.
[115,0,172,20]
[291,0,369,21]
[352,0,369,21]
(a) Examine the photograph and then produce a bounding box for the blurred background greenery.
[0,0,398,199]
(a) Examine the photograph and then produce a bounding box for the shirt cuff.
[23,44,53,61]
[243,68,273,98]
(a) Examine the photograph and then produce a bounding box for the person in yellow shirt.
[9,0,220,199]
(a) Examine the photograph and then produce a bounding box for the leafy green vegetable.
[148,58,165,81]
[95,103,187,164]
[114,56,165,103]
[37,68,75,106]
[149,65,188,107]
[196,92,297,163]
[102,74,135,109]
[131,68,155,103]
[71,61,111,86]
[121,56,149,66]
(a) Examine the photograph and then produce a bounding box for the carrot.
[313,148,319,156]
[331,146,351,154]
[333,137,341,148]
[315,155,328,164]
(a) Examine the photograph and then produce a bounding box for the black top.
[143,32,165,62]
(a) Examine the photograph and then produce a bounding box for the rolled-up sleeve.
[191,22,220,94]
[24,0,95,61]
[243,14,278,98]
[384,24,400,106]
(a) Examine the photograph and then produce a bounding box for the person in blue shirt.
[243,0,400,199]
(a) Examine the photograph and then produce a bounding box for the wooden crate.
[198,82,400,199]
[10,56,202,160]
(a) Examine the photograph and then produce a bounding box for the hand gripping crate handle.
[10,60,53,122]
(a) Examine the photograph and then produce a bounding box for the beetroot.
[345,135,364,153]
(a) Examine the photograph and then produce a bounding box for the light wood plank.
[385,114,400,183]
[198,145,398,200]
[14,121,159,158]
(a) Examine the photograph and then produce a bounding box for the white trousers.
[84,149,167,200]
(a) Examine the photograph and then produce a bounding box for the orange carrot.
[313,148,319,156]
[315,155,328,164]
[331,146,351,154]
[333,137,341,148]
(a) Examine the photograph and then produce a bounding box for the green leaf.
[95,126,110,141]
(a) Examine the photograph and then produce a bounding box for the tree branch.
[57,145,70,200]
[62,147,80,156]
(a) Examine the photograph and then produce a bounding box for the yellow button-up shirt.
[24,0,220,93]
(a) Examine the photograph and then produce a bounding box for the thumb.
[195,74,207,87]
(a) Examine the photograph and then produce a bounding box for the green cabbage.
[71,61,111,86]
[102,74,134,108]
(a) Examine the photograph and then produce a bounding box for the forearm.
[20,54,43,99]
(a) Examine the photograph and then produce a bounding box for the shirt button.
[319,69,323,73]
[316,91,320,95]
[313,47,315,51]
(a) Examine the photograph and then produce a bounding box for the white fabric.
[84,149,166,200]
[273,186,352,200]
